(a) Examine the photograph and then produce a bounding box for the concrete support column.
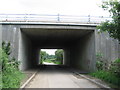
[63,48,70,66]
[18,30,32,70]
[31,47,40,67]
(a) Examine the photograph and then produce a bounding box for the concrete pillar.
[18,30,32,70]
[63,48,70,66]
[31,47,40,67]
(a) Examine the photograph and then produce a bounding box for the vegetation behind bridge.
[40,49,63,65]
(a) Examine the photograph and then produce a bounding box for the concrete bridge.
[1,22,120,72]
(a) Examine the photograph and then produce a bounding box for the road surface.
[25,65,100,88]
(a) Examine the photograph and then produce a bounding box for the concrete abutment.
[2,23,119,72]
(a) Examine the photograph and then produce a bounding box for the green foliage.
[55,49,63,64]
[43,59,54,63]
[90,70,120,87]
[40,49,63,65]
[98,0,120,42]
[1,42,25,88]
[96,61,104,71]
[40,51,48,64]
[40,51,56,64]
[96,52,107,70]
[92,52,120,87]
[109,58,120,77]
[96,52,103,61]
[114,58,120,63]
[2,42,20,69]
[47,55,55,59]
[94,52,120,87]
[2,41,11,55]
[54,61,61,65]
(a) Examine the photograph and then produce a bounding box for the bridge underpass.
[19,26,96,72]
[2,23,119,88]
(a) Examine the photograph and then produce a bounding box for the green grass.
[42,59,62,65]
[114,58,120,63]
[90,70,120,88]
[54,61,61,64]
[43,59,54,63]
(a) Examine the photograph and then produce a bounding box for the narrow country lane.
[25,65,100,88]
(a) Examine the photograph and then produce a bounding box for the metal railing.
[0,14,112,24]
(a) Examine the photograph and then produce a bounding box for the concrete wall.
[63,48,70,66]
[69,31,96,72]
[2,25,19,59]
[95,30,120,63]
[18,30,40,70]
[31,47,40,67]
[18,30,33,70]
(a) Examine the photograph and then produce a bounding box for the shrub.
[96,61,104,71]
[109,59,120,77]
[2,41,11,55]
[96,52,107,70]
[1,42,25,88]
[91,57,120,87]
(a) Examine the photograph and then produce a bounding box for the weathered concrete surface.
[25,65,100,88]
[1,23,120,72]
[2,25,20,59]
[95,30,120,62]
[69,31,96,71]
[18,30,33,70]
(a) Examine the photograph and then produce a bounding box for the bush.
[109,59,120,77]
[96,61,104,71]
[1,49,24,88]
[2,41,11,55]
[1,42,25,88]
[91,56,120,87]
[96,52,107,71]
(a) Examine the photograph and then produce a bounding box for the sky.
[41,49,57,55]
[0,0,111,16]
[0,0,115,54]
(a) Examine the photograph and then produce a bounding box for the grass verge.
[89,70,120,88]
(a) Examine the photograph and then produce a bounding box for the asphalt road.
[25,65,100,88]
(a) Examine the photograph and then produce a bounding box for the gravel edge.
[20,71,38,88]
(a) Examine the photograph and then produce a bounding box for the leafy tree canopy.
[55,49,63,62]
[98,0,120,42]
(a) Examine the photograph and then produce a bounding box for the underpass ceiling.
[21,28,93,48]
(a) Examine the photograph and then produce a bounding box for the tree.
[98,0,120,42]
[55,49,63,64]
[47,55,55,59]
[40,51,47,64]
